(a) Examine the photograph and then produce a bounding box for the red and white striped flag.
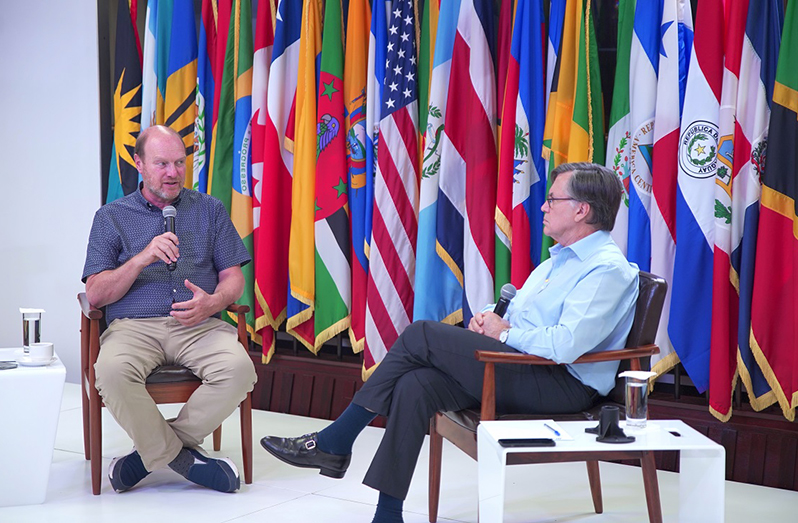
[363,0,420,378]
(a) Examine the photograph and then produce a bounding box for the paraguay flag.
[669,0,724,393]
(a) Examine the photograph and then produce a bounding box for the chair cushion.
[145,365,201,384]
[441,399,627,434]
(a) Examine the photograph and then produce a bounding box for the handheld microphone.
[493,283,517,317]
[162,205,177,271]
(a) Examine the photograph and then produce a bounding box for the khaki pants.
[95,317,257,471]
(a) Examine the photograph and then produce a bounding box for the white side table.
[477,419,725,522]
[0,347,66,507]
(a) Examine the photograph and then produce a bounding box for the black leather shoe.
[260,432,351,479]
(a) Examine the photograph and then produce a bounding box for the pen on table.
[544,423,561,437]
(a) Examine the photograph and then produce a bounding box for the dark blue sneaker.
[183,447,240,493]
[108,449,150,493]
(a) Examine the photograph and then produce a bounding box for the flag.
[545,0,566,114]
[314,0,351,348]
[733,0,783,413]
[287,0,322,351]
[749,0,798,421]
[496,0,546,292]
[625,0,662,273]
[108,0,143,204]
[345,0,372,352]
[649,0,693,377]
[708,0,751,421]
[436,0,497,322]
[206,0,256,335]
[363,0,420,379]
[492,0,516,297]
[139,0,197,187]
[604,0,634,255]
[542,0,605,260]
[251,0,275,358]
[543,0,566,179]
[414,0,461,325]
[141,0,160,131]
[207,0,232,193]
[669,0,724,394]
[254,0,302,362]
[193,0,219,193]
[161,0,197,187]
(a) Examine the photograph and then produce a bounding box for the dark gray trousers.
[352,320,598,499]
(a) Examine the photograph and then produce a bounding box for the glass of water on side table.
[618,370,657,430]
[20,308,45,355]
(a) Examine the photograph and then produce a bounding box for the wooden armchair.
[78,293,254,495]
[428,271,667,522]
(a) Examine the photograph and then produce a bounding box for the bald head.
[135,125,184,161]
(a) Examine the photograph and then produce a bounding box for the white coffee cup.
[29,342,54,363]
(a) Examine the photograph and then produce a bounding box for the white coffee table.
[477,419,725,522]
[0,347,66,507]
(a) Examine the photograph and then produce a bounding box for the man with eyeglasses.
[260,162,638,523]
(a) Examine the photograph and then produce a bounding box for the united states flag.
[363,0,420,378]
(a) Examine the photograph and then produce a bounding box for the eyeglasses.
[546,196,576,206]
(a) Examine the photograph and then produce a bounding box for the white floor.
[2,384,797,522]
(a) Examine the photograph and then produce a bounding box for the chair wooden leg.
[586,460,603,514]
[428,415,443,523]
[89,389,103,495]
[240,393,253,484]
[81,379,91,460]
[640,451,663,523]
[213,426,222,452]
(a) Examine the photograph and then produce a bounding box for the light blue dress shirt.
[493,231,639,396]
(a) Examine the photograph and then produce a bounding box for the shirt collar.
[133,182,185,211]
[549,230,611,261]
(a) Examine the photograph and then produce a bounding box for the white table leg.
[478,428,507,522]
[679,446,726,522]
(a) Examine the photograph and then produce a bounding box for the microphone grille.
[162,205,177,218]
[500,283,517,300]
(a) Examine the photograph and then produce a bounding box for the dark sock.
[315,403,377,455]
[167,448,193,477]
[372,491,404,523]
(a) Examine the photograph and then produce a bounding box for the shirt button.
[173,289,177,293]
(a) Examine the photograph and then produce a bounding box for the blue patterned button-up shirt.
[82,187,251,324]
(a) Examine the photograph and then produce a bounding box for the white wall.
[0,1,102,383]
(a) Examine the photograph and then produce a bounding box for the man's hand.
[469,311,510,340]
[171,279,221,327]
[468,312,486,334]
[141,232,180,266]
[86,232,180,309]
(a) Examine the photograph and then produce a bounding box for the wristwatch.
[499,329,510,344]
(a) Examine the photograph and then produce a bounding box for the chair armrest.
[474,344,660,365]
[226,303,250,314]
[475,344,660,421]
[77,292,104,321]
